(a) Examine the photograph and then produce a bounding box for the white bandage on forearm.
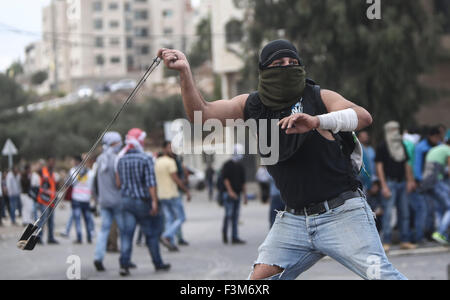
[317,108,358,134]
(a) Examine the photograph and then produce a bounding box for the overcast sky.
[0,0,51,72]
[0,0,201,72]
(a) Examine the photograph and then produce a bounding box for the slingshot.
[18,57,162,251]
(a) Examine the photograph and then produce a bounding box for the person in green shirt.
[421,130,450,245]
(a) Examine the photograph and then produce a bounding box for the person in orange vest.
[36,158,59,245]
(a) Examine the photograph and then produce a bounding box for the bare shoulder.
[231,93,250,110]
[320,89,347,102]
[320,89,357,111]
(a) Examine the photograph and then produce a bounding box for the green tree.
[31,71,48,86]
[0,73,30,111]
[188,16,213,69]
[242,0,442,139]
[6,61,24,79]
[0,95,187,162]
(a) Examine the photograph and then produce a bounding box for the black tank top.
[244,80,361,209]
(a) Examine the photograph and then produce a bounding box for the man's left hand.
[150,201,158,216]
[186,192,192,202]
[278,113,320,135]
[407,180,417,193]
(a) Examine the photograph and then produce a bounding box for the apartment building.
[67,0,135,88]
[42,0,71,92]
[23,41,53,94]
[25,0,196,93]
[148,0,195,82]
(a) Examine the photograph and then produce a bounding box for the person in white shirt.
[6,167,21,225]
[70,155,96,244]
[20,165,35,226]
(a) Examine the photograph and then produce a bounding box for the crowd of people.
[0,159,61,243]
[251,122,450,250]
[0,128,194,276]
[0,122,448,277]
[357,123,450,250]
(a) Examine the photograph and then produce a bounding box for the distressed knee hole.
[250,264,284,280]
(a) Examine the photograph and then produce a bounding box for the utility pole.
[51,0,59,91]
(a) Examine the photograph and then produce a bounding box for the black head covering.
[259,40,303,70]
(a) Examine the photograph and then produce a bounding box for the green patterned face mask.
[258,65,306,111]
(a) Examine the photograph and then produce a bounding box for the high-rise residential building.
[24,42,44,75]
[148,0,194,82]
[24,0,197,94]
[42,0,71,92]
[23,41,53,94]
[67,0,129,88]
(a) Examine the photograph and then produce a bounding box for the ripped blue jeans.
[249,197,407,280]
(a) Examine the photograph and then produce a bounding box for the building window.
[110,57,121,64]
[163,27,173,35]
[94,19,103,30]
[110,38,120,46]
[135,10,148,20]
[125,19,132,31]
[109,2,119,10]
[141,45,150,55]
[110,20,120,28]
[225,19,243,44]
[163,9,173,17]
[135,27,148,37]
[96,55,105,65]
[124,2,131,12]
[95,37,104,48]
[127,55,134,71]
[126,37,133,48]
[93,1,102,12]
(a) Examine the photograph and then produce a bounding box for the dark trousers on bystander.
[0,196,4,225]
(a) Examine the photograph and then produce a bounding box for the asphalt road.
[0,184,448,280]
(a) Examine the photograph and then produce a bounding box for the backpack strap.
[311,84,328,115]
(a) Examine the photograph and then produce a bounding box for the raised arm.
[158,48,248,124]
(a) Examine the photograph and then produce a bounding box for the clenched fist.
[157,48,190,72]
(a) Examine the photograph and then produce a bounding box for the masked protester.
[93,132,125,272]
[116,128,170,276]
[375,122,417,252]
[158,39,409,280]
